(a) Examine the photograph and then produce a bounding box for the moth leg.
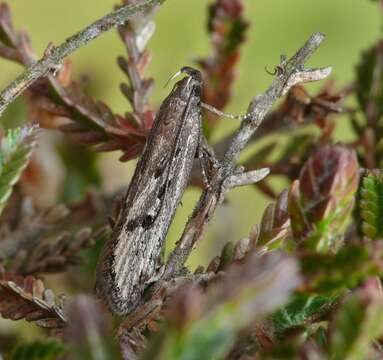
[197,143,210,190]
[201,102,249,121]
[198,139,220,191]
[144,264,165,285]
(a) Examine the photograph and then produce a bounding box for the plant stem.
[0,0,165,117]
[164,32,331,278]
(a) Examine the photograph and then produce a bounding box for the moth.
[95,67,203,316]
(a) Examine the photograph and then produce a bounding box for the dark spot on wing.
[154,167,163,179]
[142,215,154,229]
[126,218,139,232]
[175,147,181,157]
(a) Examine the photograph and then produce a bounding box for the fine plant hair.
[0,1,383,359]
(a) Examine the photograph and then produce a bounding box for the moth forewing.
[95,69,202,316]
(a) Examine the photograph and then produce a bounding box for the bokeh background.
[0,0,380,272]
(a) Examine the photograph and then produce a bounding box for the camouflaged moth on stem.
[96,32,331,316]
[95,66,268,316]
[95,67,204,316]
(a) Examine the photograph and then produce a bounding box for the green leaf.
[0,126,38,215]
[356,41,383,118]
[300,242,383,295]
[355,41,383,167]
[272,294,337,335]
[358,172,383,239]
[314,325,328,350]
[217,242,234,270]
[11,340,65,360]
[330,284,383,360]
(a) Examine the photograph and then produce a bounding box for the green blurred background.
[0,0,381,267]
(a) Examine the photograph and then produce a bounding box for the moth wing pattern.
[95,70,202,315]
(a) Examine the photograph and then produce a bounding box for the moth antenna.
[201,102,250,121]
[164,67,202,88]
[164,70,182,88]
[265,65,278,76]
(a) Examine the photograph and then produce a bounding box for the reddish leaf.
[0,270,66,330]
[198,0,249,128]
[289,145,359,252]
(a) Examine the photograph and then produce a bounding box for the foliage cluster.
[1,0,383,359]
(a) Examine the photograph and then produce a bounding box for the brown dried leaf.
[117,0,156,130]
[0,269,66,330]
[0,190,110,276]
[257,189,291,249]
[11,227,107,276]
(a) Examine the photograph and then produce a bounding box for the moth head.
[164,66,202,88]
[180,66,202,82]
